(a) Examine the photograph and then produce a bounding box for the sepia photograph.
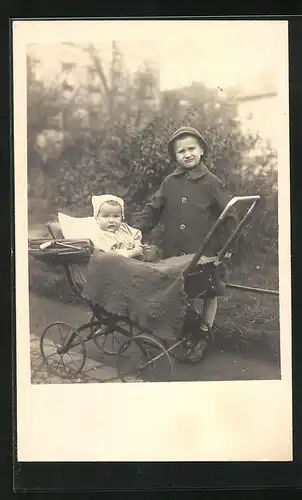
[14,20,292,462]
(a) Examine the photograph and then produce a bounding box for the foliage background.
[27,45,278,263]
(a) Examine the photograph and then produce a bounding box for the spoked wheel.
[40,322,87,379]
[92,320,132,356]
[116,333,174,382]
[171,321,213,365]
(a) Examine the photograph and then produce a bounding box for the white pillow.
[58,212,97,240]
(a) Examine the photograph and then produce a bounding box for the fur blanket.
[82,252,203,340]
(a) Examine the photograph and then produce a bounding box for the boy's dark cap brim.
[167,126,209,158]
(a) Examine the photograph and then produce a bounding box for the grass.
[213,251,279,362]
[28,248,280,363]
[214,290,279,362]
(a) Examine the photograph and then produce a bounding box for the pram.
[28,195,279,383]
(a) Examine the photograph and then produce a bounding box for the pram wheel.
[171,321,213,365]
[116,333,173,382]
[40,322,87,379]
[92,319,131,356]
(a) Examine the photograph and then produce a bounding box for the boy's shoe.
[185,337,209,362]
[183,338,194,354]
[185,323,213,362]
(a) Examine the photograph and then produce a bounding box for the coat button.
[180,224,186,230]
[181,197,187,203]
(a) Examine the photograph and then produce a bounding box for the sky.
[27,21,282,93]
[124,22,279,91]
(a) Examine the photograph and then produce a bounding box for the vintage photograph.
[14,19,292,464]
[25,23,284,386]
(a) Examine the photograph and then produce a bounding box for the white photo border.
[14,19,292,462]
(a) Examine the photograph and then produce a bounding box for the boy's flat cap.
[168,126,209,158]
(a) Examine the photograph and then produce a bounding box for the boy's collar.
[172,161,209,180]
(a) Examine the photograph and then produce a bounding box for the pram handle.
[183,195,261,278]
[220,195,261,210]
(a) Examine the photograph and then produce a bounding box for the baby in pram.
[90,194,160,262]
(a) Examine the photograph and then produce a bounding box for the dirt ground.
[29,293,280,383]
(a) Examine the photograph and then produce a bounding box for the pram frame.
[33,195,277,382]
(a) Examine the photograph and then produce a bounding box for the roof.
[235,75,277,101]
[236,91,277,102]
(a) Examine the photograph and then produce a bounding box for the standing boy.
[134,126,238,359]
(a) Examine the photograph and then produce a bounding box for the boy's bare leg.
[186,296,218,360]
[201,296,217,330]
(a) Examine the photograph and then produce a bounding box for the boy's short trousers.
[183,257,228,299]
[204,264,228,298]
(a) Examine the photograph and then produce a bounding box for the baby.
[91,194,160,262]
[91,194,143,259]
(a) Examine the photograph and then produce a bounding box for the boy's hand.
[198,255,216,265]
[135,245,144,258]
[115,248,130,258]
[143,244,161,262]
[212,252,232,266]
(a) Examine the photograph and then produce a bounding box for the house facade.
[235,88,278,150]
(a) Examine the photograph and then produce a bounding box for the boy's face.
[173,135,204,169]
[96,202,122,232]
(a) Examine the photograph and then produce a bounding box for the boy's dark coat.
[135,162,238,258]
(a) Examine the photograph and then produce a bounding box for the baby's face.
[173,135,204,169]
[96,202,122,232]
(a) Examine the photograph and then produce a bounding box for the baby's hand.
[136,245,144,257]
[115,248,130,258]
